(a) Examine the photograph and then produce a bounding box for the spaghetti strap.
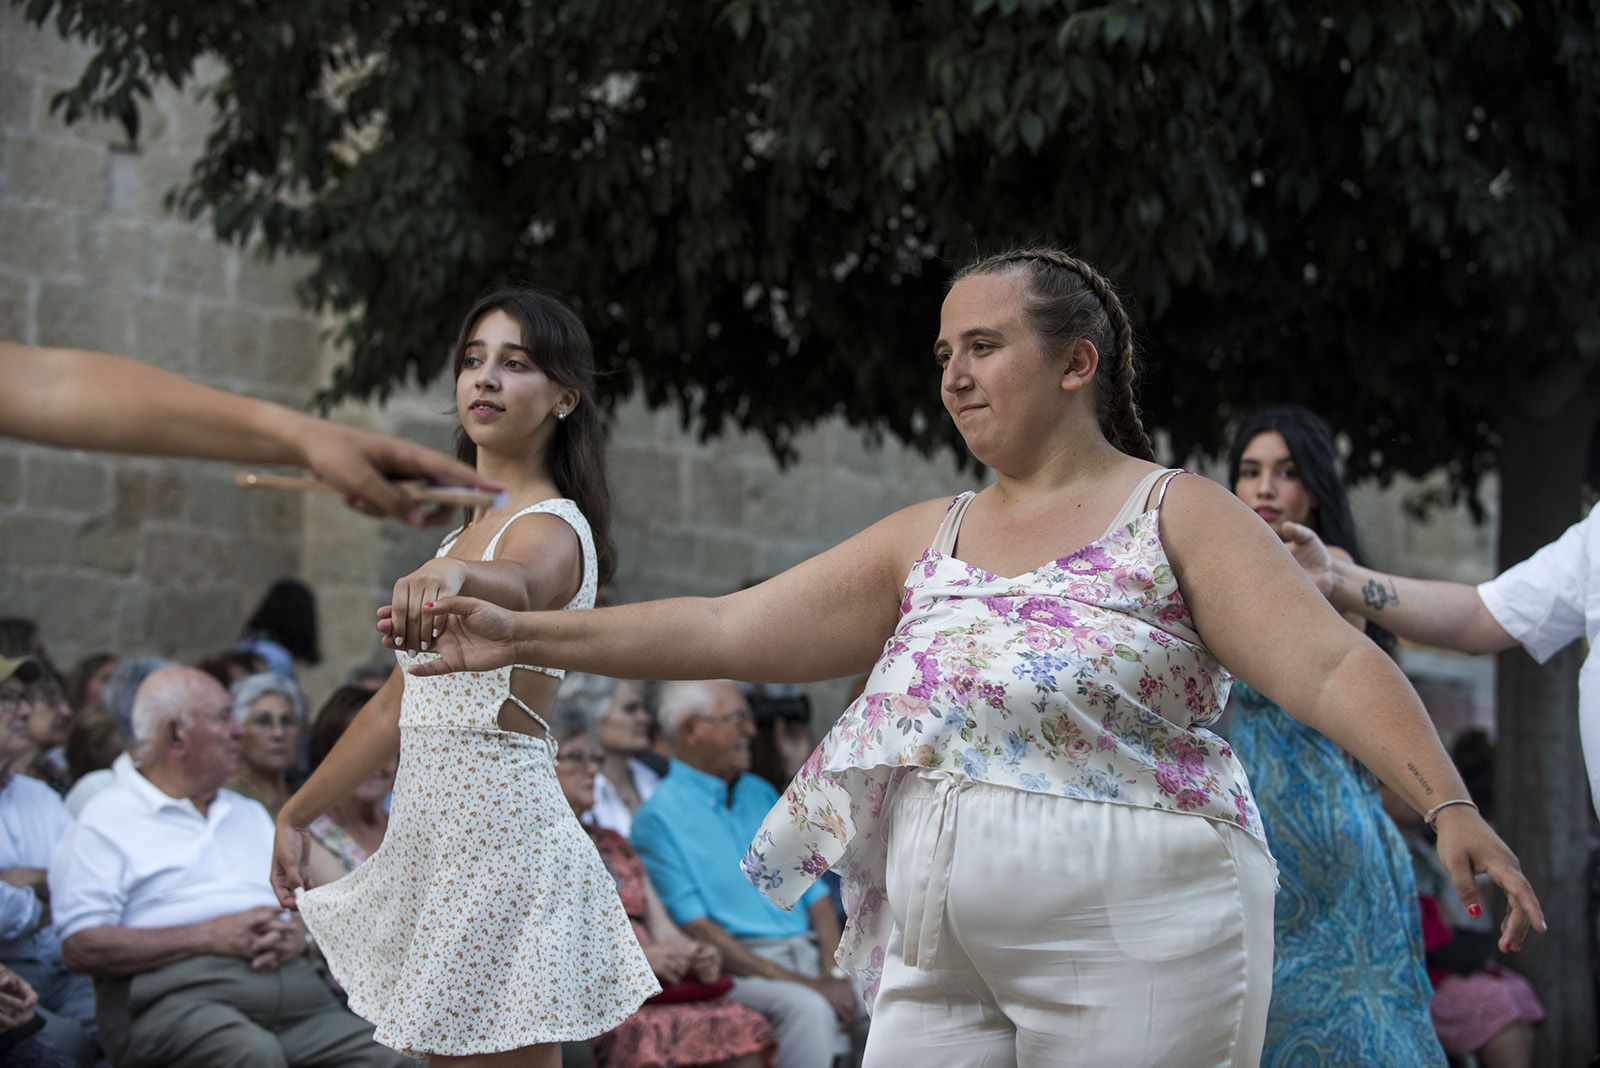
[1153,469,1186,511]
[504,691,556,755]
[1101,468,1169,538]
[930,492,978,556]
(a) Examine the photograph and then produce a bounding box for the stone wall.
[1,7,1500,736]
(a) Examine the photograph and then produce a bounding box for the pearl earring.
[557,410,567,420]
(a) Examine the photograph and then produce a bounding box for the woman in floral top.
[407,248,1543,1066]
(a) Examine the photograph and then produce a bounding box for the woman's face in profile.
[1233,431,1315,529]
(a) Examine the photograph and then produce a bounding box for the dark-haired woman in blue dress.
[1225,405,1445,1067]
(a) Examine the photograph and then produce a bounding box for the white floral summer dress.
[298,499,659,1057]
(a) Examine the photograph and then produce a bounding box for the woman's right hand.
[270,817,314,910]
[391,595,525,677]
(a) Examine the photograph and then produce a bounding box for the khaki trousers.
[95,954,415,1068]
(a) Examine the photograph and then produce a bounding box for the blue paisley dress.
[1227,681,1444,1066]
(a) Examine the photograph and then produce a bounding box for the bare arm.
[61,906,292,977]
[809,896,843,971]
[404,498,951,682]
[0,342,497,523]
[680,918,793,980]
[272,670,402,905]
[1164,477,1543,949]
[1278,520,1516,655]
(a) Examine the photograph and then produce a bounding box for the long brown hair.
[450,287,617,586]
[952,249,1156,461]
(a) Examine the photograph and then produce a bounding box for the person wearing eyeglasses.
[0,656,97,1067]
[629,680,863,1068]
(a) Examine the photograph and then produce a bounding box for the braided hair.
[952,248,1155,461]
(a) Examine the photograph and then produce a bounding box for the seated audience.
[11,669,73,795]
[0,963,77,1068]
[555,673,660,836]
[303,686,392,885]
[48,666,410,1068]
[62,657,174,818]
[196,650,268,691]
[631,680,862,1068]
[1381,783,1543,1067]
[62,704,119,788]
[226,673,305,816]
[0,656,96,1066]
[552,709,773,1068]
[62,656,116,717]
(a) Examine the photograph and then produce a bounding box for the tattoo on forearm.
[1362,579,1400,612]
[1407,761,1435,797]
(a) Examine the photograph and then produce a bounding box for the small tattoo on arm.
[1362,579,1400,612]
[1407,761,1435,797]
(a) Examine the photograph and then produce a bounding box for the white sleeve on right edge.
[1476,514,1593,664]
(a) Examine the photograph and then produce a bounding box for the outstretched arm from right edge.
[272,668,402,905]
[1279,520,1518,656]
[404,498,949,684]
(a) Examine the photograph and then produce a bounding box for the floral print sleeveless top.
[742,469,1268,1004]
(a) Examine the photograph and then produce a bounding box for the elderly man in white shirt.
[1281,508,1600,815]
[48,666,412,1068]
[0,655,96,1066]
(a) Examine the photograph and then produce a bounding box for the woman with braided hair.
[400,248,1543,1065]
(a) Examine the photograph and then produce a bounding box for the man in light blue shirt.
[632,680,861,1068]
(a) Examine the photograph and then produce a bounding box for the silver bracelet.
[1423,798,1479,826]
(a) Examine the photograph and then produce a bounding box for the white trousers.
[861,772,1276,1068]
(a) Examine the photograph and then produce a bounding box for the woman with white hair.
[554,673,659,836]
[226,673,304,816]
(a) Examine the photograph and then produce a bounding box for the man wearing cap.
[0,655,96,1066]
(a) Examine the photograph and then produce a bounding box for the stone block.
[76,516,139,574]
[265,315,322,388]
[78,218,151,287]
[155,229,233,300]
[197,304,264,381]
[2,513,85,567]
[0,453,19,505]
[36,281,135,351]
[812,473,884,544]
[610,444,684,526]
[686,456,747,530]
[37,83,138,149]
[830,426,889,477]
[739,465,814,538]
[183,473,253,531]
[6,135,108,212]
[248,489,302,538]
[236,250,312,310]
[0,275,30,343]
[693,533,757,585]
[144,587,239,657]
[136,153,193,218]
[0,10,91,80]
[0,72,35,132]
[107,151,141,216]
[0,204,77,277]
[35,573,120,652]
[140,529,240,587]
[112,468,186,526]
[22,453,110,514]
[131,293,198,371]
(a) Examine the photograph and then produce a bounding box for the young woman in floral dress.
[403,250,1543,1066]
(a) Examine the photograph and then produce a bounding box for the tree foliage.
[20,0,1600,496]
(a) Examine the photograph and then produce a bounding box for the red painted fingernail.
[1468,904,1482,917]
[423,602,434,608]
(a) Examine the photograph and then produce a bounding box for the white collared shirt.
[586,758,662,838]
[49,759,279,941]
[1478,506,1600,818]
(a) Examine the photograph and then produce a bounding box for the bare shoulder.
[864,493,970,567]
[1157,473,1282,563]
[478,510,582,567]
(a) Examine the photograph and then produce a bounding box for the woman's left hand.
[385,558,469,653]
[1432,807,1546,952]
